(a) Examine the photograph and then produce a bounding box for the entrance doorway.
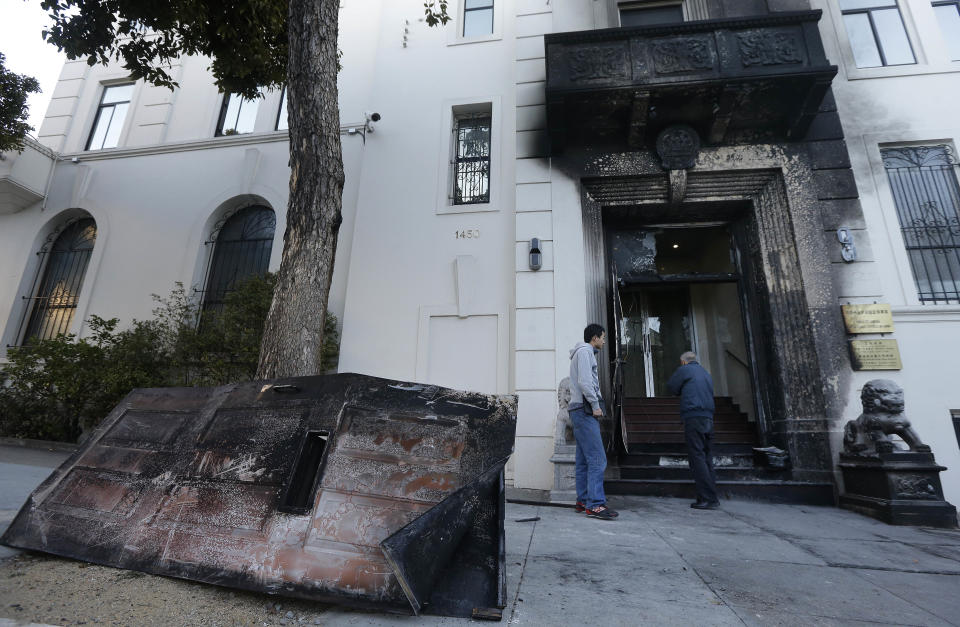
[610,225,760,450]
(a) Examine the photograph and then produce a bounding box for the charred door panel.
[1,374,516,618]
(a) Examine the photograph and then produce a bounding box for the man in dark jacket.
[666,351,719,509]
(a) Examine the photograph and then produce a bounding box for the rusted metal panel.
[1,374,517,617]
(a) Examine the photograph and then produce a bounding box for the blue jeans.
[570,401,607,509]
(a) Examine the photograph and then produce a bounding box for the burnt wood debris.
[1,374,518,618]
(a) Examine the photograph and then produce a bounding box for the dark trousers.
[683,416,718,504]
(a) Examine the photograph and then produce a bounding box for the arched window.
[21,217,98,342]
[202,205,276,314]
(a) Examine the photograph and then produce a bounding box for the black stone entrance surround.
[581,164,845,499]
[544,7,863,504]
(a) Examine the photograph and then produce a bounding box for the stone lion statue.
[843,379,931,455]
[555,377,575,447]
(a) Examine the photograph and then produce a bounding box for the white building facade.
[1,0,959,508]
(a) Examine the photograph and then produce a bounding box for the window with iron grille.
[86,84,134,150]
[463,0,494,37]
[201,206,276,315]
[881,145,960,304]
[216,93,260,136]
[839,0,915,68]
[453,116,491,205]
[933,1,960,61]
[19,217,97,343]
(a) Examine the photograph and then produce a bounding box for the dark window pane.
[463,7,494,36]
[844,13,884,67]
[620,5,684,27]
[873,8,915,65]
[202,206,276,314]
[277,88,288,130]
[453,116,491,205]
[934,3,960,60]
[23,218,97,342]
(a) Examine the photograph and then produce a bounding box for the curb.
[0,437,78,453]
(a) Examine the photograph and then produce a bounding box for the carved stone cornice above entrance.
[544,11,837,153]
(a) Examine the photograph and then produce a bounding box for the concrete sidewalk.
[2,443,960,626]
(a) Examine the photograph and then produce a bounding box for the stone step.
[619,465,788,481]
[624,422,754,432]
[605,478,836,505]
[627,431,756,445]
[622,443,756,456]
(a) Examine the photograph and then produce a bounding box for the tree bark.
[256,0,343,379]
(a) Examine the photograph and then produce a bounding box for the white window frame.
[822,0,960,79]
[84,80,137,152]
[865,133,960,308]
[448,0,502,46]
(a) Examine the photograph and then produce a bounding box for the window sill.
[892,305,960,323]
[845,61,960,80]
[437,202,499,215]
[447,33,503,46]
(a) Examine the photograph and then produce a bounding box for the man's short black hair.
[584,323,605,343]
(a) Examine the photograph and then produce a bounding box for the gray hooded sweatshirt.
[569,341,602,413]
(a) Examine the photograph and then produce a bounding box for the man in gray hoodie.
[568,324,618,520]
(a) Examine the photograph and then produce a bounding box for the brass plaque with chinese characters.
[849,339,902,371]
[841,304,894,334]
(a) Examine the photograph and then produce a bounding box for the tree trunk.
[256,0,344,379]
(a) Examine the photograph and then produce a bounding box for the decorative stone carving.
[655,124,701,171]
[568,45,629,83]
[651,37,715,74]
[839,379,957,527]
[843,379,931,456]
[737,30,802,66]
[668,169,687,206]
[893,475,939,500]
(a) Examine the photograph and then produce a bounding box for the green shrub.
[0,316,168,442]
[0,273,341,442]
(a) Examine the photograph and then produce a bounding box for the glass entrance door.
[611,225,758,421]
[620,286,695,397]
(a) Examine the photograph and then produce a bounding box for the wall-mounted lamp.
[529,238,542,271]
[837,227,857,263]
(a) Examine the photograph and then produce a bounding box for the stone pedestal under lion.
[839,379,957,528]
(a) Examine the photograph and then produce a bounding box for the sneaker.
[585,505,618,520]
[575,501,586,513]
[690,501,720,510]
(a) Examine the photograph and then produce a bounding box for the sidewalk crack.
[506,506,539,625]
[650,525,748,625]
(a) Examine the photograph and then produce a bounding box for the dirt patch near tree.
[0,553,334,626]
